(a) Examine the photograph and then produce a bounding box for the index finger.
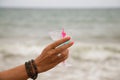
[46,36,71,50]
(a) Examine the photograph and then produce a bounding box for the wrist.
[34,60,43,73]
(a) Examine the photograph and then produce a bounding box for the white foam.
[80,50,111,61]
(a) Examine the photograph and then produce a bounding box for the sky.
[0,0,120,8]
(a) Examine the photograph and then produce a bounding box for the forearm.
[0,64,28,80]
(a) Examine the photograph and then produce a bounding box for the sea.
[0,8,120,80]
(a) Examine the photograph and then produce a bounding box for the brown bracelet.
[25,61,33,78]
[25,60,38,80]
[31,59,38,79]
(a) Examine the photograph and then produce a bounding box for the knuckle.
[57,47,65,52]
[62,52,68,57]
[48,50,55,55]
[62,53,66,57]
[63,55,68,60]
[54,49,60,53]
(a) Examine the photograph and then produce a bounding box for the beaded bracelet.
[25,60,38,80]
[31,59,38,79]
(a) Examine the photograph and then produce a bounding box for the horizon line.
[0,6,120,10]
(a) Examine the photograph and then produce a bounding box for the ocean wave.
[0,42,120,80]
[70,43,120,61]
[0,42,120,61]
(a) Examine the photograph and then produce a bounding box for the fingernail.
[71,41,74,45]
[66,36,71,39]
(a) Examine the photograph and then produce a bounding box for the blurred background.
[0,0,120,80]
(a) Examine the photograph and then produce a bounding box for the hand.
[35,37,74,73]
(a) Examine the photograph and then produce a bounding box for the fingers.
[60,49,69,59]
[46,40,73,57]
[46,36,71,50]
[54,41,74,54]
[50,49,69,64]
[55,50,69,64]
[56,49,69,59]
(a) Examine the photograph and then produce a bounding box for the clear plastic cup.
[49,30,64,41]
[49,29,72,67]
